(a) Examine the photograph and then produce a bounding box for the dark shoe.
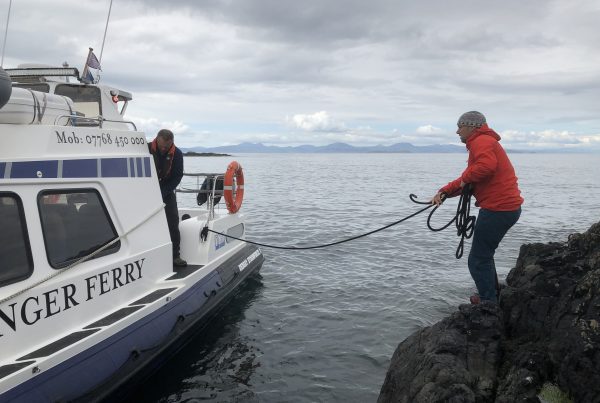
[173,257,188,267]
[470,295,481,305]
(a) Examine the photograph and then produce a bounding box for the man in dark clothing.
[149,129,187,267]
[431,111,523,303]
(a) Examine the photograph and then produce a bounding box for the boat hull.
[1,243,263,403]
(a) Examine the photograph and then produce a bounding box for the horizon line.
[179,141,599,153]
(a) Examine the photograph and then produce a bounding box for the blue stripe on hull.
[143,157,151,177]
[0,158,152,179]
[136,158,143,178]
[100,158,128,178]
[1,244,263,403]
[63,159,98,178]
[11,161,59,179]
[129,158,136,177]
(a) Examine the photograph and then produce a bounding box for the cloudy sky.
[2,0,599,150]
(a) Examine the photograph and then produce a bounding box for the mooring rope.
[203,187,476,256]
[202,202,434,250]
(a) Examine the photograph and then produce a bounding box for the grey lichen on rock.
[538,382,573,403]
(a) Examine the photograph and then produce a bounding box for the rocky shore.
[378,221,600,403]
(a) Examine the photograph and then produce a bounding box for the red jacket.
[440,124,523,211]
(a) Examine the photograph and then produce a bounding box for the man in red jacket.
[431,111,523,303]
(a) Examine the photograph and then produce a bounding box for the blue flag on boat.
[81,47,101,84]
[83,69,94,84]
[87,51,101,70]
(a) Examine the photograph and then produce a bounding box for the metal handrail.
[54,114,138,130]
[182,173,225,177]
[177,188,224,194]
[177,172,225,220]
[177,173,224,192]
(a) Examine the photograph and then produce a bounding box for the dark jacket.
[149,142,184,200]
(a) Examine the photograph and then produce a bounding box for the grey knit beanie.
[457,111,486,127]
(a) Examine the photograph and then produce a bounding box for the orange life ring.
[223,161,244,214]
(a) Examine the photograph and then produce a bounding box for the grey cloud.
[2,0,599,149]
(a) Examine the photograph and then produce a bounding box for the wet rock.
[377,303,503,403]
[379,221,600,402]
[501,222,600,402]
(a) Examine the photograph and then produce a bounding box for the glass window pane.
[38,190,120,269]
[13,83,50,93]
[54,84,102,119]
[0,193,33,286]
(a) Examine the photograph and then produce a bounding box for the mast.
[99,0,113,64]
[1,0,12,67]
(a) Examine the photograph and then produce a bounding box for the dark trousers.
[468,207,521,302]
[163,191,181,258]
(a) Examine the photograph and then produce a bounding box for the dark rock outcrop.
[378,302,504,403]
[378,222,600,403]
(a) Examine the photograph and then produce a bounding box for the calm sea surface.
[136,153,600,402]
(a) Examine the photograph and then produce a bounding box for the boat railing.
[177,172,225,219]
[54,114,138,130]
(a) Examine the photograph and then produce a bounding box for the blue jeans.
[468,207,521,302]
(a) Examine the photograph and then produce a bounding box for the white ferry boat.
[0,65,263,402]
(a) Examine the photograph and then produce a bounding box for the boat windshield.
[55,84,102,118]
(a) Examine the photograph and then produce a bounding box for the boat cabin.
[3,65,133,129]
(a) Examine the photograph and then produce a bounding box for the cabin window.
[54,84,102,122]
[0,193,33,287]
[12,83,50,93]
[38,190,120,269]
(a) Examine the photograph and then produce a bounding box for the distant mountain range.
[181,142,468,153]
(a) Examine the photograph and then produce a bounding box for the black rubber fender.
[0,67,12,109]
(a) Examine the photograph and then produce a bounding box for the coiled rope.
[203,186,476,256]
[409,184,476,258]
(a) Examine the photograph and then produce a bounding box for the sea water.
[137,153,600,402]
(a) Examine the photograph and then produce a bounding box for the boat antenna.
[63,61,70,83]
[1,0,12,67]
[99,0,113,64]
